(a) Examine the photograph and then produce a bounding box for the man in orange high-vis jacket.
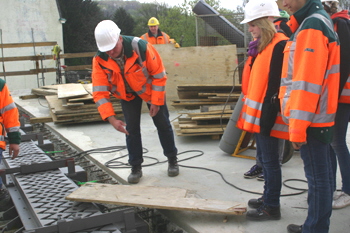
[140,17,171,45]
[0,79,21,211]
[280,0,340,233]
[92,20,178,184]
[321,0,350,210]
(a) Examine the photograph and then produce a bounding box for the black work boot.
[168,156,179,177]
[248,197,264,209]
[127,165,142,184]
[0,186,13,211]
[287,224,302,233]
[246,204,281,221]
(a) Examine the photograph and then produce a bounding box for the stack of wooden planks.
[171,84,241,109]
[172,84,241,138]
[28,83,122,124]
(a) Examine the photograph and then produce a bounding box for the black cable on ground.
[5,145,308,197]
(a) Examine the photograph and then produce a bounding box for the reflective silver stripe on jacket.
[8,126,20,133]
[240,98,262,126]
[0,135,4,141]
[0,102,16,115]
[95,98,111,107]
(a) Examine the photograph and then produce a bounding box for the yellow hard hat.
[148,17,159,26]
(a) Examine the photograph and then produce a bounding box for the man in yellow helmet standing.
[141,17,172,45]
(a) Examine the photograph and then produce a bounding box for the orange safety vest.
[237,33,289,140]
[279,13,340,142]
[92,36,167,120]
[140,31,170,44]
[0,79,21,150]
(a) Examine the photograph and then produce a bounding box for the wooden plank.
[19,94,39,100]
[200,105,234,112]
[61,99,84,107]
[191,114,232,120]
[65,183,246,215]
[67,95,92,102]
[83,83,93,95]
[178,123,226,129]
[64,65,92,71]
[29,116,53,124]
[180,128,225,133]
[31,88,57,96]
[1,52,95,62]
[0,41,57,48]
[57,83,88,99]
[186,110,233,116]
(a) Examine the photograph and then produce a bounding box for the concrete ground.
[13,92,350,233]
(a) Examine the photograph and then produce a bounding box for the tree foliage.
[57,0,245,65]
[112,7,135,36]
[57,0,104,65]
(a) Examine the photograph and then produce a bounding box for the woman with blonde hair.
[237,0,289,221]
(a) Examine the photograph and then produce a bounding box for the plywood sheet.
[66,183,246,215]
[57,83,88,99]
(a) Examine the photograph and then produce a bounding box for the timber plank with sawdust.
[66,183,246,215]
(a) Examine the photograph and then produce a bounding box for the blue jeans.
[330,103,350,194]
[121,95,178,166]
[256,138,284,167]
[0,148,3,189]
[300,134,333,233]
[255,133,281,207]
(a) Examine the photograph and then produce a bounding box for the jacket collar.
[147,29,163,38]
[331,10,350,20]
[288,0,328,33]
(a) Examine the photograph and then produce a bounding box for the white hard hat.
[94,20,121,52]
[321,0,338,2]
[241,0,281,24]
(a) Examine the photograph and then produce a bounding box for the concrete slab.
[13,92,349,233]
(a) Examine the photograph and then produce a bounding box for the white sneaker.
[333,191,341,200]
[332,192,350,209]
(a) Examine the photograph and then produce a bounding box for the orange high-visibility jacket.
[0,79,21,150]
[237,33,289,140]
[279,5,340,142]
[140,30,170,44]
[92,36,167,120]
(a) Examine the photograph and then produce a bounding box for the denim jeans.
[330,103,350,194]
[256,137,284,167]
[121,95,178,166]
[300,134,333,233]
[255,133,281,207]
[0,148,3,189]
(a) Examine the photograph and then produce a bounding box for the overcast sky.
[137,0,242,11]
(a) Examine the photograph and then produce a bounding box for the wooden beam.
[0,41,57,48]
[30,116,53,124]
[1,52,95,62]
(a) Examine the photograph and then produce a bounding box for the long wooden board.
[66,183,246,215]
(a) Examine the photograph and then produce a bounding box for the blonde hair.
[251,17,277,52]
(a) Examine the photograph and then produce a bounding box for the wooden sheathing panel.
[65,183,246,215]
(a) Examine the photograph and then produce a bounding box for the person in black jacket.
[321,0,350,209]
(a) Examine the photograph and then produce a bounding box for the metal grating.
[2,141,146,233]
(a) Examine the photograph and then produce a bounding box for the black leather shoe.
[168,156,179,177]
[248,197,264,209]
[287,224,302,233]
[246,204,281,221]
[128,165,142,184]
